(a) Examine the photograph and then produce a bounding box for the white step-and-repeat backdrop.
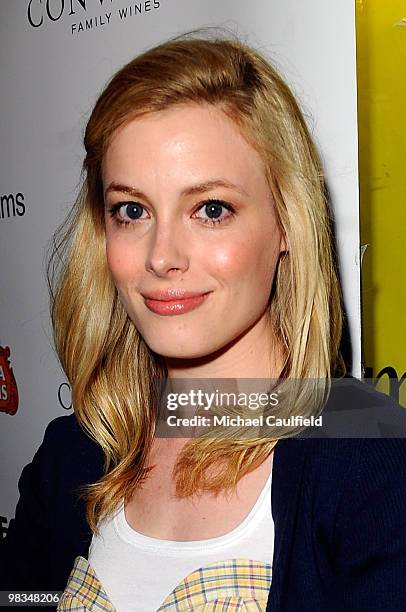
[0,0,360,535]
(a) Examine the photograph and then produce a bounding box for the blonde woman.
[2,32,406,612]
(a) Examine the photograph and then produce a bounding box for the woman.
[2,31,406,611]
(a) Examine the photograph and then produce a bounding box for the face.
[102,103,286,360]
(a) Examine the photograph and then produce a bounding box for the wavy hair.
[46,29,345,532]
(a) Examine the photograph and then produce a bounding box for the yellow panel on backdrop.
[356,0,406,405]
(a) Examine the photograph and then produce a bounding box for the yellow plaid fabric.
[58,556,272,611]
[157,558,272,611]
[58,556,115,612]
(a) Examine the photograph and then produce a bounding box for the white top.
[88,463,274,612]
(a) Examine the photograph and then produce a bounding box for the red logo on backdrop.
[0,346,19,415]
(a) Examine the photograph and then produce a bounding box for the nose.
[145,221,189,278]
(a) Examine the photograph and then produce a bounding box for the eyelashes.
[107,198,236,229]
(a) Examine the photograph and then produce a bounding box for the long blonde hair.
[47,29,345,532]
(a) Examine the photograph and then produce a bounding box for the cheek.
[209,235,277,282]
[208,240,263,290]
[206,232,281,315]
[209,243,248,277]
[105,239,136,286]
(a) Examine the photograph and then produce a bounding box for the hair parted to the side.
[46,28,345,533]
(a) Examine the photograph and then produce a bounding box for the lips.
[142,289,209,301]
[141,290,211,316]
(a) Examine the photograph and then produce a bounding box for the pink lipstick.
[142,289,211,316]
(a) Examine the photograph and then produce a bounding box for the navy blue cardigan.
[1,378,406,611]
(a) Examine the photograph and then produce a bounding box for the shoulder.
[29,412,102,470]
[273,377,406,516]
[326,374,402,412]
[33,413,104,486]
[322,375,406,436]
[275,373,406,450]
[39,412,98,448]
[40,412,92,448]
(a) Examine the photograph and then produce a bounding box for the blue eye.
[195,199,235,225]
[204,201,224,219]
[107,201,146,226]
[119,202,144,220]
[125,202,143,220]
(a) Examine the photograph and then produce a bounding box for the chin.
[147,341,215,360]
[139,331,223,361]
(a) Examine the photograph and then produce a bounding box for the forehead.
[102,104,269,191]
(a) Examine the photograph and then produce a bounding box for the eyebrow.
[104,179,249,202]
